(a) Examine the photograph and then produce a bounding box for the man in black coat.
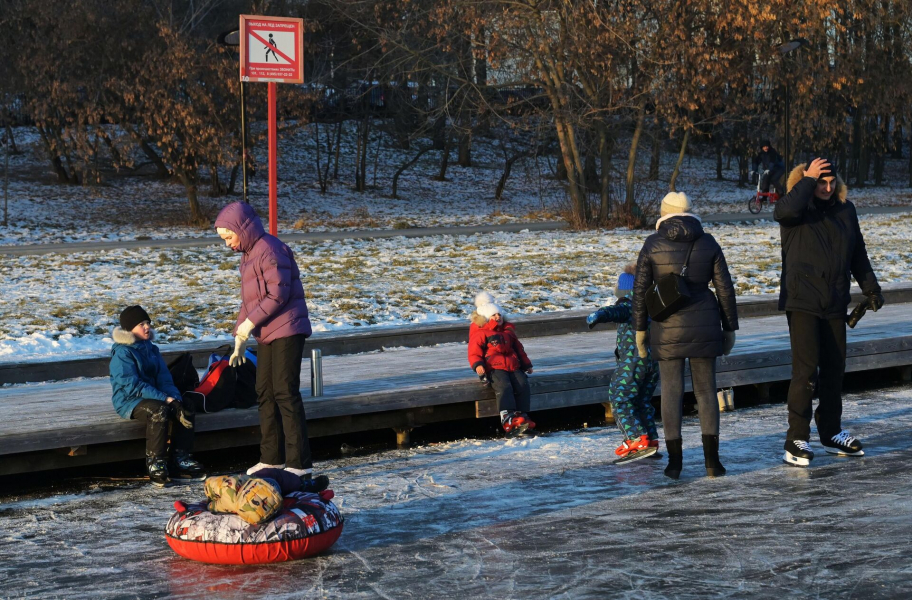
[775,157,884,467]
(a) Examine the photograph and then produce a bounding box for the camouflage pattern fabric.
[204,475,283,525]
[167,491,344,544]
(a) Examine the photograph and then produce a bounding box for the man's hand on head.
[803,157,831,180]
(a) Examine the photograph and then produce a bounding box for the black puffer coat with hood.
[631,214,739,361]
[774,165,880,319]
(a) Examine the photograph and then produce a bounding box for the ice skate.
[146,457,171,487]
[783,439,814,467]
[821,430,864,456]
[169,451,206,480]
[612,435,656,464]
[646,438,663,459]
[502,412,529,437]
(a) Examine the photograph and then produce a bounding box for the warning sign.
[239,15,304,84]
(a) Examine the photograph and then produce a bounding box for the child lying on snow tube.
[166,469,342,564]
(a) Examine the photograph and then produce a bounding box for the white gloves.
[722,331,736,356]
[636,331,649,358]
[237,318,255,339]
[229,319,255,367]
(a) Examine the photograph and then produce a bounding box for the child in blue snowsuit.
[587,264,660,458]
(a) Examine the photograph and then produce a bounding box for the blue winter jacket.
[109,327,182,419]
[591,295,655,362]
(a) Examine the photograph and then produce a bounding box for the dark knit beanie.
[120,305,151,331]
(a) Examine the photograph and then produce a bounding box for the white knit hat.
[216,227,236,236]
[474,291,495,308]
[660,192,692,214]
[477,303,502,319]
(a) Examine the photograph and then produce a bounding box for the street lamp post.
[779,38,809,171]
[218,29,250,204]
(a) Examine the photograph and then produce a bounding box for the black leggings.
[131,399,194,458]
[658,357,719,441]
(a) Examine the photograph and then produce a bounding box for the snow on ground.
[1,386,911,598]
[1,123,910,246]
[2,213,911,362]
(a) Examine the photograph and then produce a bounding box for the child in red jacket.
[469,301,536,435]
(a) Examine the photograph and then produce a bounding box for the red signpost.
[239,15,304,236]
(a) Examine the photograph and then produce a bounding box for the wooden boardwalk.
[2,304,911,475]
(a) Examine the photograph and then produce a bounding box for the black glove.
[478,373,491,387]
[865,292,885,312]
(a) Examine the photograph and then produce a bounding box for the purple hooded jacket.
[215,202,312,344]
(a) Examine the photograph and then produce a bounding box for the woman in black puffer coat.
[631,192,739,479]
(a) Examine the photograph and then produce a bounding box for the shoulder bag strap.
[680,241,696,277]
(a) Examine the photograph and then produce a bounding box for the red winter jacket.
[468,314,532,373]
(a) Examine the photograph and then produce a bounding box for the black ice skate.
[821,430,864,456]
[169,452,207,480]
[783,440,814,467]
[147,457,171,487]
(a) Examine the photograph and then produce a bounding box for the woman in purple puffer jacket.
[215,201,316,480]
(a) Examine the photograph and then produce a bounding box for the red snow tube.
[165,490,344,565]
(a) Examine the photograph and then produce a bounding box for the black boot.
[665,438,683,480]
[702,434,726,477]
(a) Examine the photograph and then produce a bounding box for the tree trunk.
[873,153,884,186]
[669,129,691,192]
[227,163,240,195]
[625,107,646,211]
[715,140,723,180]
[495,150,529,201]
[177,168,204,224]
[314,123,327,193]
[123,124,169,177]
[37,124,71,183]
[392,146,432,199]
[99,128,123,169]
[435,133,453,181]
[3,120,18,154]
[908,128,912,188]
[737,153,749,188]
[458,132,472,167]
[355,116,370,192]
[597,122,613,224]
[851,109,863,185]
[649,127,661,180]
[208,167,222,197]
[332,121,343,180]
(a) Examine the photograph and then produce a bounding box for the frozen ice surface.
[2,387,912,599]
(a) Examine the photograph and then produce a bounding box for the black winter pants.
[131,399,194,458]
[785,311,847,443]
[489,369,531,414]
[658,357,719,441]
[256,333,312,470]
[762,165,785,194]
